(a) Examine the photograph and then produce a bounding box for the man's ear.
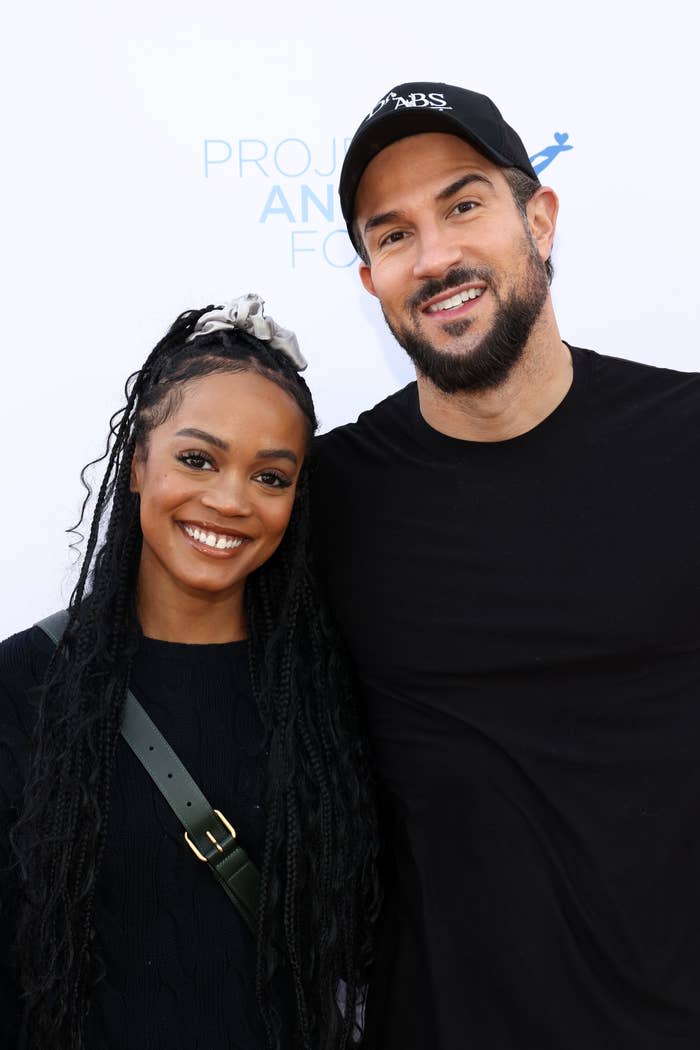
[359,261,378,298]
[526,186,559,263]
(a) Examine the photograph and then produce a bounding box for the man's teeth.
[427,287,484,313]
[183,525,243,549]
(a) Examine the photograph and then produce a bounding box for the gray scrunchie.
[188,293,307,371]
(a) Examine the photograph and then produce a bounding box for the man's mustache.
[407,267,494,312]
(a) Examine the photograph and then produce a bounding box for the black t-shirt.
[311,346,700,1050]
[0,627,270,1050]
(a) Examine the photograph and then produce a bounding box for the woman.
[0,295,380,1050]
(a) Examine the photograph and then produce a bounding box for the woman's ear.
[130,447,144,494]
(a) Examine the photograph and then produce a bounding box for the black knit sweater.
[0,625,271,1049]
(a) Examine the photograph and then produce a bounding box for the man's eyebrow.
[436,172,494,202]
[363,209,403,239]
[257,448,298,466]
[362,174,495,239]
[175,427,229,451]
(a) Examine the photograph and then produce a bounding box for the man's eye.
[255,470,292,489]
[177,450,215,470]
[379,230,406,248]
[452,200,478,215]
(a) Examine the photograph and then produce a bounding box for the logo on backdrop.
[202,131,573,269]
[529,132,573,175]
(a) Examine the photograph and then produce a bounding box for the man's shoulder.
[576,344,700,400]
[572,345,700,443]
[313,382,417,464]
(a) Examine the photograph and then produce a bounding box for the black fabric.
[311,346,700,1050]
[0,627,272,1050]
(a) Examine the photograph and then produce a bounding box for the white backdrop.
[2,0,699,638]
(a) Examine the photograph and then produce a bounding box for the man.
[311,82,700,1049]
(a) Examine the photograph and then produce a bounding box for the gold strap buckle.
[185,809,236,862]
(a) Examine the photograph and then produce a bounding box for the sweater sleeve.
[0,628,54,1046]
[0,772,23,1046]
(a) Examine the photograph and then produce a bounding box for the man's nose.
[412,225,462,281]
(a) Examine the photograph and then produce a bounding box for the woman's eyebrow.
[257,448,298,465]
[175,427,229,450]
[175,430,298,465]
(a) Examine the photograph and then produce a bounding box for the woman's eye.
[177,450,215,471]
[255,470,292,489]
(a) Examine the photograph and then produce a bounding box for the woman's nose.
[200,473,253,517]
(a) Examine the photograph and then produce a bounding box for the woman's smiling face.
[130,368,308,617]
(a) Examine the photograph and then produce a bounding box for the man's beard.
[382,237,550,395]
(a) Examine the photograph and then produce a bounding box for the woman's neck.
[135,565,247,644]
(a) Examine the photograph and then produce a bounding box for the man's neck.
[416,311,573,443]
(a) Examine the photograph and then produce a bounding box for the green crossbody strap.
[35,610,260,936]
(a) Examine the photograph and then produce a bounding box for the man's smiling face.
[355,132,553,393]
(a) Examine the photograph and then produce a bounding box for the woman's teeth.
[183,525,243,549]
[427,287,484,313]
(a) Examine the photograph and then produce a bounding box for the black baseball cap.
[340,81,538,251]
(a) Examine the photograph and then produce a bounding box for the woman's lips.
[178,521,250,556]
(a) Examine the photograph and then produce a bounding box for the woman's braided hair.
[11,307,381,1049]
